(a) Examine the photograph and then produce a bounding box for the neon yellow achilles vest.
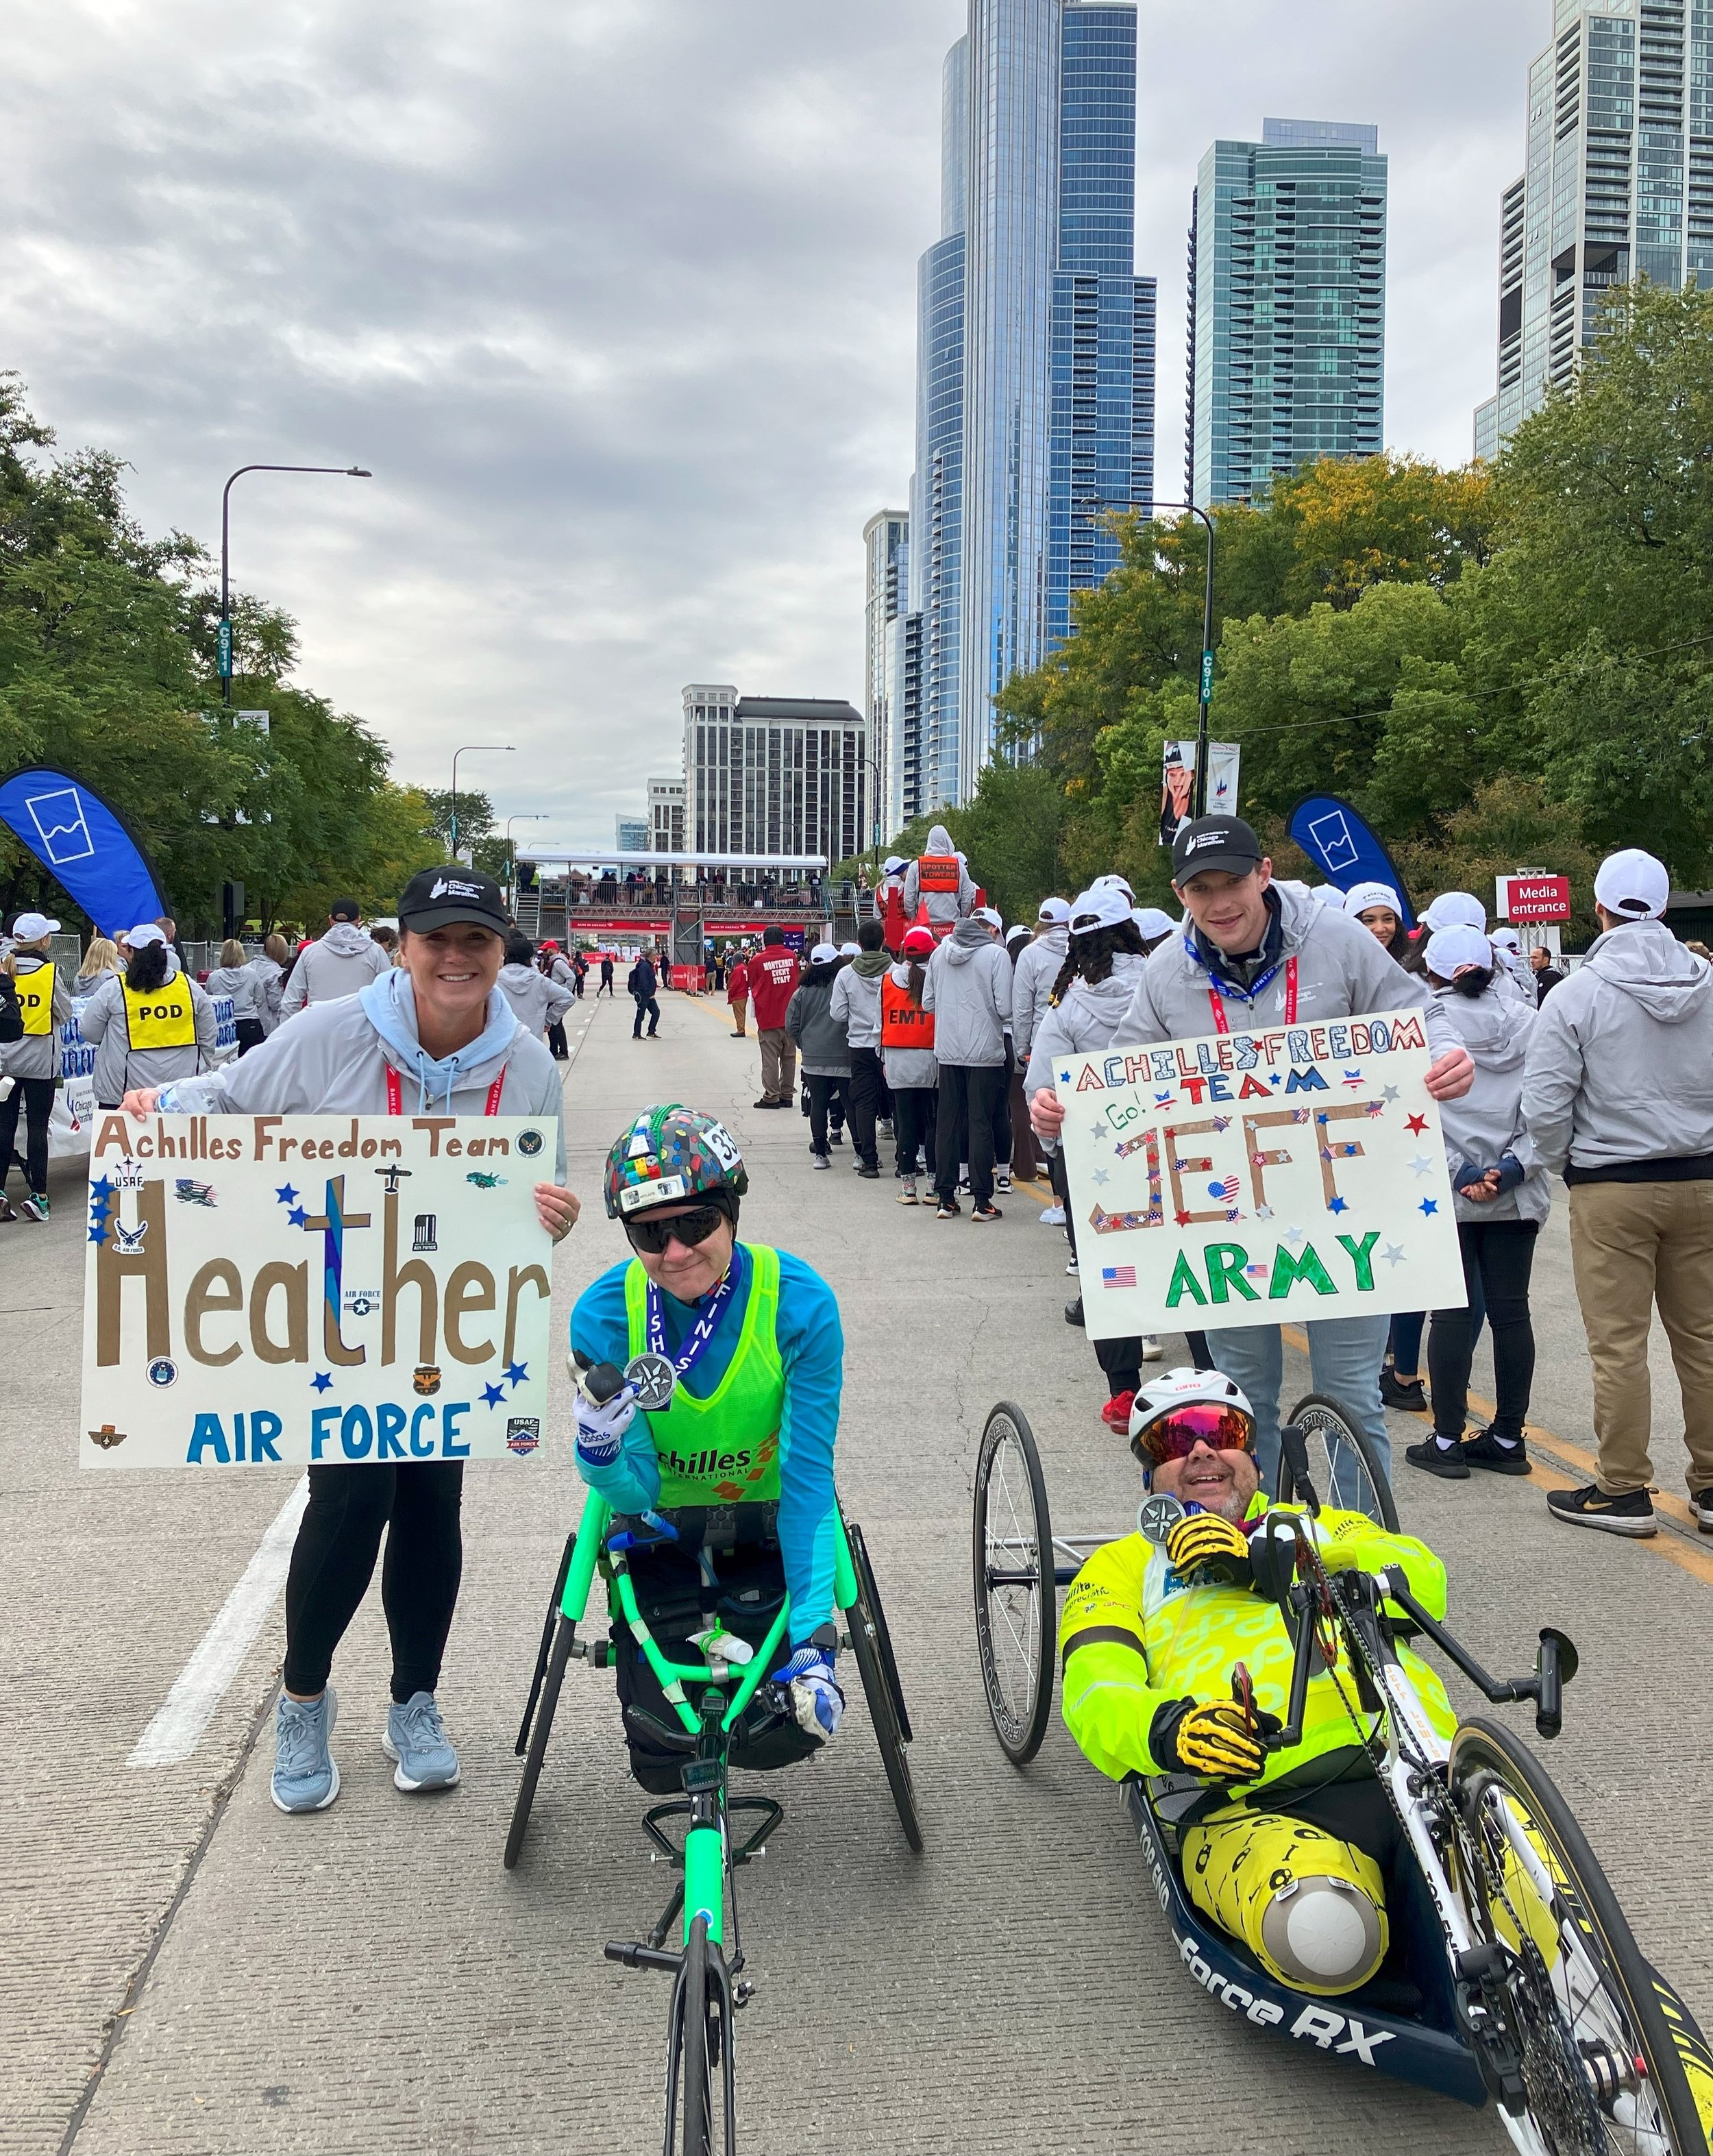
[16,960,56,1037]
[624,1244,784,1508]
[123,973,196,1050]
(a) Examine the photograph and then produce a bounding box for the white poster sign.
[1159,739,1241,847]
[1056,1010,1465,1341]
[79,1112,554,1469]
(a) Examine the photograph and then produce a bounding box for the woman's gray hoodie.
[1024,953,1146,1152]
[79,956,219,1103]
[1011,927,1068,1062]
[923,919,1012,1066]
[497,961,576,1038]
[247,955,285,1034]
[1,951,74,1081]
[902,824,976,931]
[1430,984,1549,1224]
[784,964,851,1077]
[280,922,391,1014]
[204,964,263,1025]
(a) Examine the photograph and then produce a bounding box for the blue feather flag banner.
[1285,794,1416,930]
[0,768,167,935]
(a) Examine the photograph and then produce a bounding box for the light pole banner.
[1055,1012,1465,1343]
[1159,739,1240,846]
[79,1114,555,1469]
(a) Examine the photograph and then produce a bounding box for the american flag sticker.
[1102,1266,1137,1288]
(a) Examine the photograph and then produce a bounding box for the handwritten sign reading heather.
[79,1113,554,1469]
[1056,1010,1465,1343]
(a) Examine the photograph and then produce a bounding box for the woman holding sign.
[80,922,217,1112]
[121,865,578,1817]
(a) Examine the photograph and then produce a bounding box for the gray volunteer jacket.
[160,981,567,1179]
[204,964,263,1026]
[247,955,285,1034]
[1023,953,1146,1153]
[1011,927,1068,1062]
[902,824,976,931]
[1429,984,1549,1224]
[79,957,219,1103]
[784,966,851,1077]
[1,953,74,1081]
[828,954,887,1050]
[280,923,391,1014]
[923,919,1012,1066]
[1113,880,1453,1059]
[1520,921,1713,1175]
[497,962,576,1039]
[880,960,938,1091]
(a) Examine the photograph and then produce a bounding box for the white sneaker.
[1065,1254,1079,1276]
[1141,1336,1163,1362]
[996,1171,1012,1193]
[1038,1204,1065,1226]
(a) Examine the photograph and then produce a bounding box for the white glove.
[574,1382,637,1469]
[771,1646,845,1743]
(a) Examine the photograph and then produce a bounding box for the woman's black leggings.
[0,1075,55,1195]
[283,1462,464,1701]
[1428,1220,1539,1442]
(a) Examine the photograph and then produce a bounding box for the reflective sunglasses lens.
[1144,1404,1257,1462]
[627,1205,723,1254]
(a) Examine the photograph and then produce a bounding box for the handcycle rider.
[569,1103,846,1789]
[1060,1368,1457,2000]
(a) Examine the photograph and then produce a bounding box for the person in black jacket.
[628,953,661,1038]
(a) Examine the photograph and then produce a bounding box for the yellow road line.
[1278,1322,1713,1587]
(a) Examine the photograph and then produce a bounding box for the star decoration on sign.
[1092,1167,1109,1186]
[1268,1073,1282,1086]
[1381,1244,1407,1267]
[1285,1225,1306,1246]
[1174,1209,1193,1227]
[88,1225,108,1245]
[1419,1199,1439,1216]
[1382,1086,1400,1104]
[1256,1205,1274,1221]
[1211,1116,1231,1132]
[481,1382,507,1408]
[1405,1114,1429,1136]
[1090,1122,1109,1142]
[288,1206,308,1227]
[1329,1196,1349,1214]
[1408,1154,1436,1179]
[311,1372,333,1393]
[1365,1102,1385,1118]
[1059,1070,1072,1085]
[90,1175,113,1201]
[1316,1112,1330,1125]
[275,1183,299,1205]
[504,1359,529,1388]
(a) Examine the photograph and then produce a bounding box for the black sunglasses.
[624,1203,728,1255]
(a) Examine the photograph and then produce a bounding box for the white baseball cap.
[1037,896,1072,924]
[1132,907,1175,940]
[1068,885,1134,934]
[126,922,167,949]
[1092,872,1136,903]
[1424,924,1493,979]
[974,905,1003,930]
[1005,923,1031,945]
[809,942,839,964]
[883,855,907,876]
[1594,848,1670,922]
[10,911,60,941]
[839,940,860,956]
[1422,891,1486,933]
[1490,927,1521,950]
[1342,881,1402,919]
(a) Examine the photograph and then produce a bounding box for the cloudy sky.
[3,0,1546,847]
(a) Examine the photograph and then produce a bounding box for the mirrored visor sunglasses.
[1133,1403,1258,1465]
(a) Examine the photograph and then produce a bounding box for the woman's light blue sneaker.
[382,1691,460,1791]
[271,1689,339,1814]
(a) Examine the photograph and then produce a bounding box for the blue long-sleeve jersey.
[569,1243,843,1644]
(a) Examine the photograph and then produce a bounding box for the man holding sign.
[1033,817,1472,1482]
[118,865,578,1815]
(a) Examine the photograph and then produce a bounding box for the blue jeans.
[1209,1314,1394,1493]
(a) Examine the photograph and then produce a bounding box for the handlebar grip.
[584,1360,626,1408]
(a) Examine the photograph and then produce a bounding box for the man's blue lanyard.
[645,1266,740,1386]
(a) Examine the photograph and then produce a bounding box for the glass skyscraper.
[1187,119,1388,510]
[1475,0,1713,458]
[894,1,1155,818]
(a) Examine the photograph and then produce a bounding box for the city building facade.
[647,777,686,858]
[1475,0,1713,456]
[863,510,909,835]
[614,814,648,854]
[1187,118,1388,511]
[895,0,1155,817]
[682,686,868,868]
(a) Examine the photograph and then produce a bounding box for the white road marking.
[128,1475,310,1767]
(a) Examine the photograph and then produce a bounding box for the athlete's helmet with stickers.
[1126,1367,1256,1475]
[603,1103,750,1221]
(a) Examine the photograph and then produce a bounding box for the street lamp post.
[449,744,516,860]
[1081,495,1218,814]
[504,814,549,909]
[220,464,371,705]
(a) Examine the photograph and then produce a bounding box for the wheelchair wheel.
[1280,1392,1398,1532]
[845,1519,924,1852]
[504,1613,572,1870]
[669,1913,733,2155]
[1450,1717,1711,2156]
[972,1401,1055,1766]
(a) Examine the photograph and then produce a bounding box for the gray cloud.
[3,0,1543,842]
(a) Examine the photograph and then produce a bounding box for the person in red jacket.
[878,856,910,955]
[748,927,801,1107]
[727,949,752,1038]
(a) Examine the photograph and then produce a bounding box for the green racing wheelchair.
[973,1393,1713,2155]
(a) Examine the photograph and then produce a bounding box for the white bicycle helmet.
[1128,1367,1256,1471]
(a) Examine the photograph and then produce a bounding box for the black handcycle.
[972,1393,1713,2153]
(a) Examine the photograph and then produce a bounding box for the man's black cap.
[397,866,512,936]
[328,896,362,922]
[1172,814,1264,883]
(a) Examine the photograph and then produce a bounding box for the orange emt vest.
[880,972,935,1050]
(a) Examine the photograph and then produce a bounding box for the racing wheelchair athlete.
[1059,1368,1453,1999]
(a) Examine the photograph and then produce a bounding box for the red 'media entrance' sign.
[1496,874,1572,922]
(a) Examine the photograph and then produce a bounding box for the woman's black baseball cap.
[397,866,512,935]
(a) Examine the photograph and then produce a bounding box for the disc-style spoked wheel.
[1449,1717,1711,2156]
[972,1402,1055,1765]
[845,1519,924,1852]
[1281,1391,1399,1532]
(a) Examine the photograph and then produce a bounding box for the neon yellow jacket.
[1058,1497,1455,1790]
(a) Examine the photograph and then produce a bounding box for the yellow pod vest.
[123,972,197,1050]
[16,959,56,1038]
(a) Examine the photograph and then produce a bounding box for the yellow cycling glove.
[1150,1695,1273,1781]
[1166,1512,1253,1583]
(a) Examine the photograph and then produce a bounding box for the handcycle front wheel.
[844,1518,924,1852]
[504,1612,574,1870]
[1449,1716,1712,2156]
[1280,1391,1399,1532]
[972,1401,1055,1766]
[669,1913,733,2156]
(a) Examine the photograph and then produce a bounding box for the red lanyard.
[386,1067,506,1116]
[1208,955,1296,1034]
